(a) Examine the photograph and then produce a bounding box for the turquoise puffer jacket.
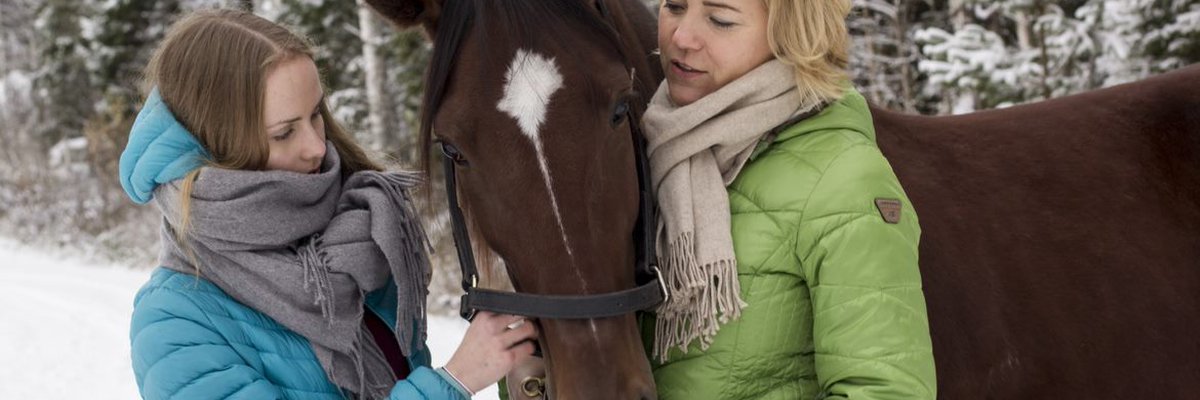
[121,90,465,399]
[130,269,462,399]
[643,89,936,399]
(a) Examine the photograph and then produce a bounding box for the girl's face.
[263,57,327,174]
[657,0,774,106]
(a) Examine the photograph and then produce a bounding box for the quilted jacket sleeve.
[794,138,937,400]
[131,286,287,400]
[131,279,467,400]
[388,367,470,399]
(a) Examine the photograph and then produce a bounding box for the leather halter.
[431,0,666,324]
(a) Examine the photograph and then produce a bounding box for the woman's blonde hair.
[143,8,381,247]
[762,0,852,109]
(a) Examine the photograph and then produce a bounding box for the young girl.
[120,9,535,399]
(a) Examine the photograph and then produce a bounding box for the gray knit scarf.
[642,60,814,361]
[153,144,430,399]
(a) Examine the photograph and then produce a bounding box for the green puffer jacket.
[641,89,936,400]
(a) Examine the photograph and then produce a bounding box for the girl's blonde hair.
[762,0,852,109]
[143,8,381,247]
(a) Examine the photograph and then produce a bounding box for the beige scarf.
[643,60,814,361]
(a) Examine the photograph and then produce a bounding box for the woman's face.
[658,0,774,106]
[263,57,326,174]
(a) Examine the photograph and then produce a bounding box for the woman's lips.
[671,60,706,80]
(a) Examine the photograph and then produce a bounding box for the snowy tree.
[91,0,185,116]
[850,0,926,112]
[1,0,43,171]
[1077,0,1154,85]
[1139,0,1200,71]
[916,23,1020,112]
[32,0,97,148]
[377,29,429,166]
[356,0,430,165]
[1027,2,1096,99]
[917,0,1107,112]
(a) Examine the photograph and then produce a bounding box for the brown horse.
[873,64,1200,398]
[365,0,662,398]
[368,0,1200,397]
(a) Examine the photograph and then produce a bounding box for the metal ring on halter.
[521,376,546,398]
[652,265,669,304]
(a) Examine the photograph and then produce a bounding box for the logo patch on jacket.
[875,198,902,224]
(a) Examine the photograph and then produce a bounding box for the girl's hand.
[443,312,539,394]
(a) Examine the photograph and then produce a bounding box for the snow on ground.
[0,241,497,399]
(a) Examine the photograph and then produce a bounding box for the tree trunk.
[895,0,915,112]
[357,0,397,155]
[1014,11,1034,51]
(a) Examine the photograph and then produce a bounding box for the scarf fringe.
[360,171,431,358]
[297,233,336,322]
[298,171,431,400]
[352,319,395,399]
[653,232,745,363]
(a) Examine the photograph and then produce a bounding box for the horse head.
[366,0,662,398]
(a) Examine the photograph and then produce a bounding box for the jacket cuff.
[434,367,473,399]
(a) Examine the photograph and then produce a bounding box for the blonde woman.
[642,0,937,398]
[121,9,535,400]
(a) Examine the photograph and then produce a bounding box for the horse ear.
[363,0,443,37]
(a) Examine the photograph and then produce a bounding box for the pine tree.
[1141,0,1200,70]
[91,0,185,119]
[915,0,1108,112]
[32,0,96,148]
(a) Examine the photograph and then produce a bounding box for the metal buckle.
[459,274,480,321]
[459,293,476,321]
[651,265,669,304]
[521,376,546,398]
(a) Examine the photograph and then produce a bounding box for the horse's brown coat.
[874,66,1200,398]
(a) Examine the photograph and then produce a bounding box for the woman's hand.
[443,312,539,394]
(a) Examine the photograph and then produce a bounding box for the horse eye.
[611,99,630,127]
[439,142,469,166]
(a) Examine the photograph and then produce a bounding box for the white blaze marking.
[497,49,563,142]
[496,49,577,263]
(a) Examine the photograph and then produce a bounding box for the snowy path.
[0,242,496,399]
